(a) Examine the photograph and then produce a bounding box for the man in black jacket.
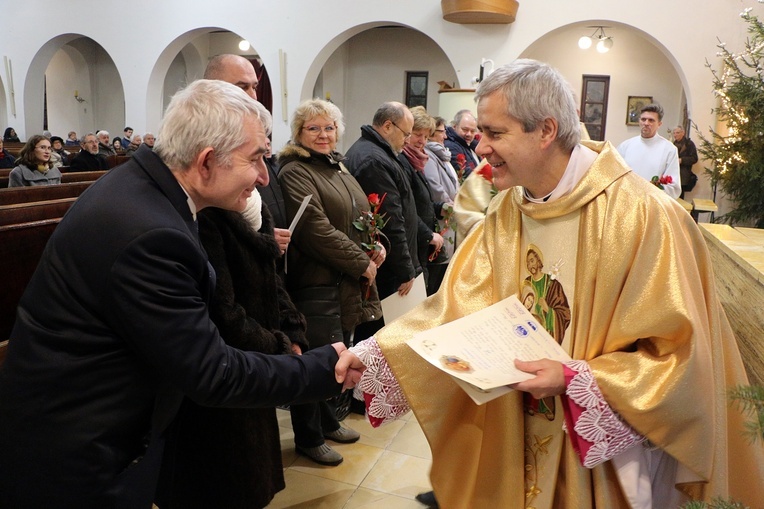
[346,101,421,303]
[0,79,363,509]
[444,109,480,179]
[672,125,699,199]
[69,132,109,170]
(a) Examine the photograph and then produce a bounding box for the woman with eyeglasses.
[278,98,384,467]
[421,115,459,294]
[399,106,445,296]
[8,135,62,187]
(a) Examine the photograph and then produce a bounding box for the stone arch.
[299,22,459,151]
[24,34,125,140]
[518,20,688,146]
[146,28,273,132]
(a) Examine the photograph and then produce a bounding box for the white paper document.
[406,294,571,404]
[380,273,427,323]
[288,194,313,233]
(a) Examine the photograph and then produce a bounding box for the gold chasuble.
[375,141,764,508]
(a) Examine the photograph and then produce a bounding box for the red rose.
[476,164,494,183]
[368,193,380,206]
[456,153,466,163]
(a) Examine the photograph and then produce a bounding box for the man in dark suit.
[69,132,109,170]
[0,79,363,509]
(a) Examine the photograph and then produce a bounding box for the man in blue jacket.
[0,79,362,509]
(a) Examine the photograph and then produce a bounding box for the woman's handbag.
[292,284,343,348]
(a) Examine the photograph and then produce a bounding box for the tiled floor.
[266,408,432,508]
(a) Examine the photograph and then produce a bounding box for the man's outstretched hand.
[332,343,366,391]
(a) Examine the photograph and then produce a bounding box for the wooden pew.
[0,218,61,341]
[1,168,104,188]
[3,142,25,158]
[0,198,77,226]
[0,181,93,206]
[692,198,718,223]
[62,170,107,183]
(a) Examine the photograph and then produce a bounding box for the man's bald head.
[204,54,259,100]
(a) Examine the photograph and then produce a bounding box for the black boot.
[415,490,439,508]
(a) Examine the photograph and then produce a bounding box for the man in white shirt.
[617,103,681,199]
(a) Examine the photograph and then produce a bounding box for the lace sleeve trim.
[565,359,646,468]
[349,337,411,426]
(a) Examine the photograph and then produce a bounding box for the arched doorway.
[520,21,687,147]
[26,35,125,141]
[303,24,459,152]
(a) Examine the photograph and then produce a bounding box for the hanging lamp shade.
[441,0,519,24]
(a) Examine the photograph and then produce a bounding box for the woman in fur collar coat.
[277,99,383,466]
[156,191,308,509]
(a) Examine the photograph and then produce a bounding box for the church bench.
[0,198,77,226]
[1,168,104,188]
[62,170,108,183]
[0,181,93,205]
[0,218,61,341]
[3,142,25,158]
[691,198,718,223]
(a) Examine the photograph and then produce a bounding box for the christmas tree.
[698,6,764,227]
[685,10,764,507]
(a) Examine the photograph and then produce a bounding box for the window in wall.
[406,71,428,109]
[580,75,609,141]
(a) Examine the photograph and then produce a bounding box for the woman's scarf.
[426,141,451,162]
[403,144,429,171]
[241,188,263,232]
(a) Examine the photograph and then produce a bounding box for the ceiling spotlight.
[596,38,613,53]
[578,26,613,53]
[238,40,251,52]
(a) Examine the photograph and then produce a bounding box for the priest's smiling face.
[475,91,546,193]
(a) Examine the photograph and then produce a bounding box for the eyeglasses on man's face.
[302,125,336,135]
[391,122,412,139]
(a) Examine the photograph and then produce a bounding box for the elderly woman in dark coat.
[156,190,308,509]
[278,98,384,466]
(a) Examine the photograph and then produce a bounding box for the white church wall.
[0,0,760,206]
[522,23,684,147]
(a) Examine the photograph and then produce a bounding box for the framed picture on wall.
[406,71,428,108]
[626,96,653,125]
[580,75,609,141]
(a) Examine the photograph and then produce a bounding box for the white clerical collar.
[177,183,198,221]
[524,144,598,204]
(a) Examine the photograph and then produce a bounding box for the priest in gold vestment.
[351,60,764,508]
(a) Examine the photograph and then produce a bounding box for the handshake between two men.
[332,343,365,391]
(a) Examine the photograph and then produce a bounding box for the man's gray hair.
[372,102,406,128]
[96,130,109,138]
[451,109,473,127]
[290,98,345,143]
[80,133,95,144]
[475,59,581,152]
[155,79,272,170]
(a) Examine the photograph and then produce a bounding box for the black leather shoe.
[415,490,439,508]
